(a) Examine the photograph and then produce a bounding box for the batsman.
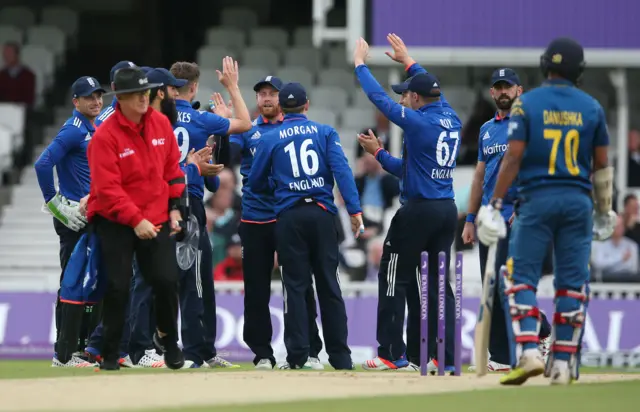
[477,37,617,385]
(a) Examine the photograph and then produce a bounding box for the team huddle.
[33,33,616,384]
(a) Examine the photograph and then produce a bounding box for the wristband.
[465,214,476,223]
[404,59,417,72]
[194,162,201,176]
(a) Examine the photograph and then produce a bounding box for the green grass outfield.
[0,360,637,380]
[141,381,640,412]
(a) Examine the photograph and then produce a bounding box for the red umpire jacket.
[87,103,185,227]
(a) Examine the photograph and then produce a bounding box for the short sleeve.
[202,112,231,136]
[478,125,487,162]
[593,104,610,147]
[507,97,527,142]
[229,133,245,150]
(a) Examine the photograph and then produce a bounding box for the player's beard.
[259,103,279,120]
[161,97,179,125]
[494,94,515,111]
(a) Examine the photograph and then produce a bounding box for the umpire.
[87,67,186,370]
[248,83,363,370]
[355,36,460,371]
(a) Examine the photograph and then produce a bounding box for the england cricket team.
[34,33,614,384]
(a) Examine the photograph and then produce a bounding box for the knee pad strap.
[504,281,541,345]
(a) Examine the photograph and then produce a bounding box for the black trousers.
[240,221,322,366]
[478,226,552,365]
[376,199,458,365]
[53,219,98,359]
[275,204,351,369]
[94,216,180,363]
[179,197,216,364]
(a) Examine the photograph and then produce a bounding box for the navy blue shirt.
[356,63,462,202]
[174,99,230,199]
[94,99,116,127]
[508,79,609,194]
[34,110,94,202]
[230,115,284,222]
[248,114,362,217]
[478,114,517,220]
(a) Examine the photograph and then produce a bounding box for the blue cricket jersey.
[229,115,284,223]
[95,99,116,127]
[478,114,518,221]
[248,114,362,217]
[173,99,230,198]
[355,63,462,202]
[34,110,94,202]
[508,78,609,194]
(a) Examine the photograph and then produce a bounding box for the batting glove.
[43,193,87,232]
[593,210,617,241]
[476,204,507,246]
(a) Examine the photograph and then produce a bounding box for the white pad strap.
[593,166,613,214]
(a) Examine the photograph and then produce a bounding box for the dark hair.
[624,193,638,206]
[149,85,166,103]
[170,61,200,93]
[282,104,306,114]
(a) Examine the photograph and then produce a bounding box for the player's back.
[514,81,607,195]
[268,115,339,215]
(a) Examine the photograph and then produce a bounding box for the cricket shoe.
[427,359,456,375]
[307,357,325,370]
[204,356,240,368]
[500,350,545,386]
[255,359,274,370]
[399,362,419,372]
[467,360,511,373]
[549,361,573,386]
[153,332,185,370]
[134,349,165,368]
[52,355,97,368]
[278,360,313,370]
[84,347,133,368]
[362,356,409,371]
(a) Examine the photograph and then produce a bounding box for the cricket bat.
[474,242,498,377]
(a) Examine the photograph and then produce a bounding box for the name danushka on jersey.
[279,125,319,139]
[543,110,583,126]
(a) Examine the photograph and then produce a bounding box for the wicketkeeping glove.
[477,204,507,246]
[593,210,617,241]
[42,193,87,232]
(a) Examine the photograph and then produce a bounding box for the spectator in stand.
[213,234,243,281]
[365,237,384,282]
[459,93,496,165]
[628,129,640,187]
[0,42,35,106]
[356,110,391,158]
[206,187,240,267]
[355,154,399,239]
[591,216,639,281]
[217,168,242,212]
[622,193,640,246]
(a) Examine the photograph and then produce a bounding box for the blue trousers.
[508,187,592,359]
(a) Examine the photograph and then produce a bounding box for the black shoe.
[100,358,120,371]
[154,332,184,370]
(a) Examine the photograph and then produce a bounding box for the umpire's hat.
[109,67,162,95]
[540,37,585,84]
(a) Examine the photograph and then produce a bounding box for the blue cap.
[279,82,308,109]
[391,72,441,97]
[140,66,153,74]
[253,75,284,92]
[71,76,106,98]
[110,61,137,82]
[491,68,521,86]
[147,68,188,88]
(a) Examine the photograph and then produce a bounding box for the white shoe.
[255,359,273,370]
[278,361,312,370]
[500,350,545,386]
[399,362,419,372]
[205,356,240,368]
[134,349,165,368]
[468,360,511,372]
[119,355,134,368]
[52,355,96,368]
[549,361,572,385]
[307,357,324,370]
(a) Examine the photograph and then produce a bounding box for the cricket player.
[355,35,460,372]
[249,82,362,370]
[229,76,324,370]
[169,58,252,367]
[34,76,104,367]
[463,68,551,373]
[477,37,617,385]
